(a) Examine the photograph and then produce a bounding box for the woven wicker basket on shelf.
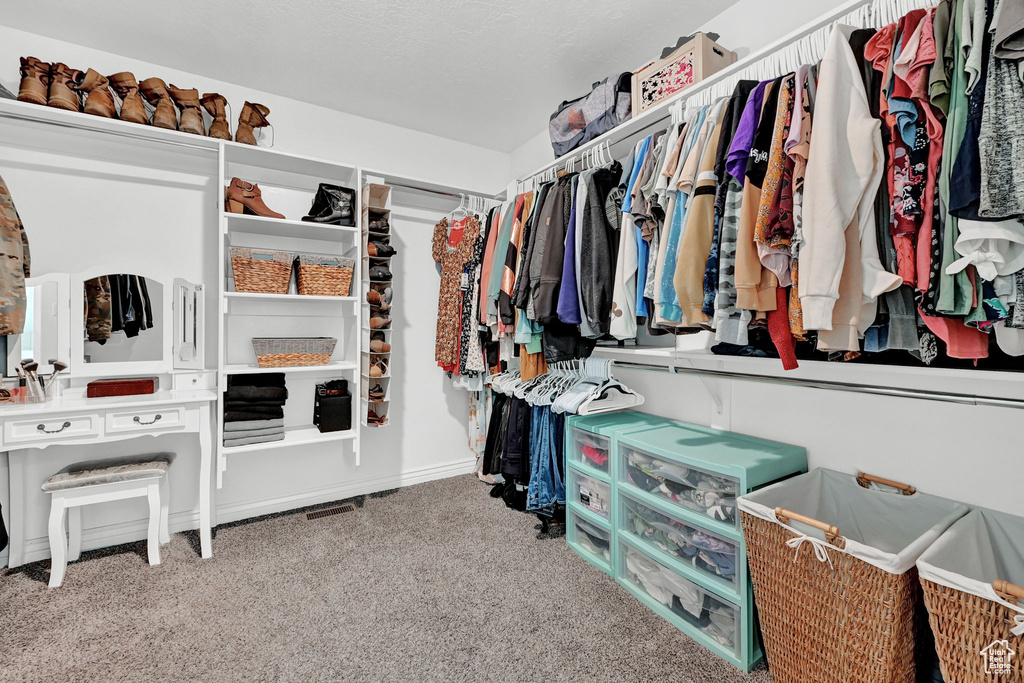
[295,254,354,297]
[251,337,337,368]
[230,247,293,294]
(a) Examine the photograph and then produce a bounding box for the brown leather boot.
[18,57,50,105]
[47,63,83,111]
[139,77,177,130]
[225,177,285,219]
[235,101,270,146]
[200,93,231,140]
[73,69,116,118]
[168,85,206,136]
[108,72,150,124]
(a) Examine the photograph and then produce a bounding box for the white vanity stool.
[41,453,174,588]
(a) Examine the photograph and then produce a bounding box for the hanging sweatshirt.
[610,140,650,339]
[556,174,586,324]
[534,177,573,325]
[674,99,728,326]
[579,163,624,337]
[800,25,902,350]
[514,184,551,312]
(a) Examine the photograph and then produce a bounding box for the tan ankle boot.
[73,69,116,118]
[47,63,83,112]
[18,57,50,105]
[235,101,270,146]
[168,85,206,136]
[139,77,177,130]
[200,93,231,140]
[108,72,150,124]
[225,177,285,219]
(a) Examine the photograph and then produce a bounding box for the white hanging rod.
[611,361,1024,410]
[517,0,933,185]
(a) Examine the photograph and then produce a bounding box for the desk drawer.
[6,413,101,445]
[106,406,185,434]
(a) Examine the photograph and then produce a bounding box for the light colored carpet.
[1,475,771,682]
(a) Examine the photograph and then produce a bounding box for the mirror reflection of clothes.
[84,274,154,344]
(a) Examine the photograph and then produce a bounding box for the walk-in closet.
[0,1,1022,681]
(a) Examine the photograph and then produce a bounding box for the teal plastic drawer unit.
[614,422,806,671]
[563,413,806,672]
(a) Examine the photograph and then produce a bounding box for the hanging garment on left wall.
[0,175,31,335]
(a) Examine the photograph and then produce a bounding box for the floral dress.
[432,216,481,370]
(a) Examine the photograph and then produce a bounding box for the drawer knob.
[133,414,162,425]
[37,421,71,434]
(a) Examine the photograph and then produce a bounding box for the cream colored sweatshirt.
[799,25,901,349]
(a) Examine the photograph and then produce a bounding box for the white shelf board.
[223,361,357,375]
[224,213,359,239]
[222,424,356,454]
[224,292,357,303]
[224,142,357,179]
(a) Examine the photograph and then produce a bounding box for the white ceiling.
[3,0,740,152]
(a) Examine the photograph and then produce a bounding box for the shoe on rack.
[47,63,83,112]
[372,300,391,313]
[367,409,387,426]
[369,315,391,329]
[201,93,231,140]
[18,57,50,106]
[367,384,386,401]
[368,241,397,257]
[369,339,391,353]
[225,177,286,219]
[302,184,356,226]
[73,69,116,118]
[369,265,392,282]
[108,71,150,124]
[369,357,389,378]
[235,101,271,146]
[139,77,177,130]
[168,85,206,136]
[368,218,390,232]
[366,288,393,305]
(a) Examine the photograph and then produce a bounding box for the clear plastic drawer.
[620,444,740,528]
[568,509,612,569]
[568,426,612,474]
[568,467,612,519]
[621,492,739,591]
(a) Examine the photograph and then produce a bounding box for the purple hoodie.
[725,79,771,182]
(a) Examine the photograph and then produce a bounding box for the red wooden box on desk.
[86,377,160,398]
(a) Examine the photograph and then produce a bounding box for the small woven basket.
[231,247,293,294]
[251,337,337,368]
[295,254,354,297]
[741,510,921,683]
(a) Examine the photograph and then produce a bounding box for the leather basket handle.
[994,579,1024,605]
[856,472,917,495]
[775,507,842,545]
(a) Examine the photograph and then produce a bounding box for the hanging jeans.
[527,407,566,516]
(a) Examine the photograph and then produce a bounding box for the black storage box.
[313,380,351,433]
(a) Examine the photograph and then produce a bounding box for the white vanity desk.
[4,387,217,567]
[4,270,216,568]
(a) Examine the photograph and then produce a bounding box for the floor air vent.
[306,503,356,521]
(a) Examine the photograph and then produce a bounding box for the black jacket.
[579,163,622,336]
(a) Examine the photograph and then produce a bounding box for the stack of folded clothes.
[223,373,288,447]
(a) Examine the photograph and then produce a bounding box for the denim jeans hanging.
[527,407,566,516]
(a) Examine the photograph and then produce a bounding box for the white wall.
[0,24,493,566]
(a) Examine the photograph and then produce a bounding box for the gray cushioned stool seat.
[41,453,175,492]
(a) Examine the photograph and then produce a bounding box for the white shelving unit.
[217,143,362,482]
[360,179,393,427]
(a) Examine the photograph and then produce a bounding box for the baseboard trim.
[6,458,476,567]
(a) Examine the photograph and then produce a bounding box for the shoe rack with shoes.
[360,180,394,427]
[15,56,263,143]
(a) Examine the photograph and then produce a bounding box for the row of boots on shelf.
[18,57,270,145]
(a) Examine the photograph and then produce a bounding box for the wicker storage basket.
[251,337,337,368]
[917,508,1024,682]
[738,469,969,683]
[295,254,354,297]
[231,247,293,294]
